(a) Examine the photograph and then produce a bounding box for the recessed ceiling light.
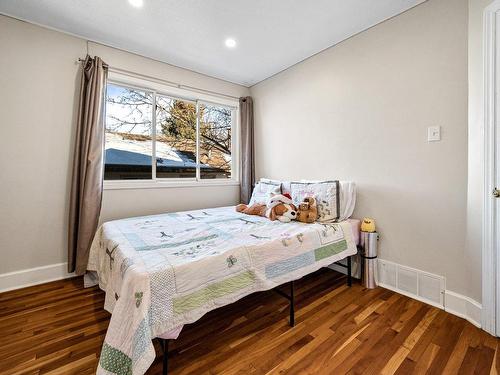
[128,0,143,8]
[225,38,237,48]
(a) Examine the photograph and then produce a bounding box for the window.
[155,95,197,179]
[104,79,237,185]
[199,103,232,180]
[105,84,153,180]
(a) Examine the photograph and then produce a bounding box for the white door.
[496,11,500,337]
[483,1,500,337]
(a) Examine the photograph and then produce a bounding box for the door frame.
[482,0,500,336]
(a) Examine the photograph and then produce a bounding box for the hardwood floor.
[0,269,498,374]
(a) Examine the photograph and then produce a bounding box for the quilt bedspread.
[87,206,357,375]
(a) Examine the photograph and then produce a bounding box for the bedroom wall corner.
[250,0,471,299]
[0,15,85,280]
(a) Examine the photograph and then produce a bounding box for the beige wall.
[251,0,470,297]
[100,185,239,223]
[0,15,248,275]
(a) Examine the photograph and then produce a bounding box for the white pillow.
[260,178,291,195]
[249,181,281,205]
[338,181,356,221]
[290,181,340,222]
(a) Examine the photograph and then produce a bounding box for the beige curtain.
[239,96,255,204]
[68,55,108,275]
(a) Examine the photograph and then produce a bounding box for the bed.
[88,205,358,375]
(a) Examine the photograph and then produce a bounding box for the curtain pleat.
[68,55,108,275]
[239,96,255,204]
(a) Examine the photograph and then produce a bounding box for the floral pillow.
[249,181,281,205]
[290,181,340,222]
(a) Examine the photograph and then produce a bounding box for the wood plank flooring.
[0,269,498,374]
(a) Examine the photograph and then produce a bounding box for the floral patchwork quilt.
[87,206,357,375]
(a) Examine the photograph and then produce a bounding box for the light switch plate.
[427,126,441,142]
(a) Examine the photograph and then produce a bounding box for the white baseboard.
[444,290,482,328]
[0,263,75,293]
[378,282,444,309]
[377,259,482,328]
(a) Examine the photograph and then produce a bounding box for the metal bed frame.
[157,255,354,375]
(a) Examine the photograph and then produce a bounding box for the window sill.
[103,180,240,190]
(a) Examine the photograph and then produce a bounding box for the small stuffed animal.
[297,197,318,223]
[267,193,297,222]
[361,218,376,232]
[236,202,297,222]
[236,203,267,217]
[269,202,298,222]
[236,193,298,222]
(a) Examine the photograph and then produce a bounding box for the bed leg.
[289,280,295,327]
[160,339,169,375]
[347,256,352,287]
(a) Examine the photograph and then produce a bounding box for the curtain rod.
[76,58,241,101]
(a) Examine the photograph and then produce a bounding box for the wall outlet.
[427,126,441,142]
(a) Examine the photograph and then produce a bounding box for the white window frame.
[103,71,240,190]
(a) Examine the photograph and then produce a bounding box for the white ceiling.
[0,0,426,86]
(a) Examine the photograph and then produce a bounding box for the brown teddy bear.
[297,197,318,223]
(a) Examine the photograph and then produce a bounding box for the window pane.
[104,84,153,180]
[155,96,197,178]
[199,103,232,179]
